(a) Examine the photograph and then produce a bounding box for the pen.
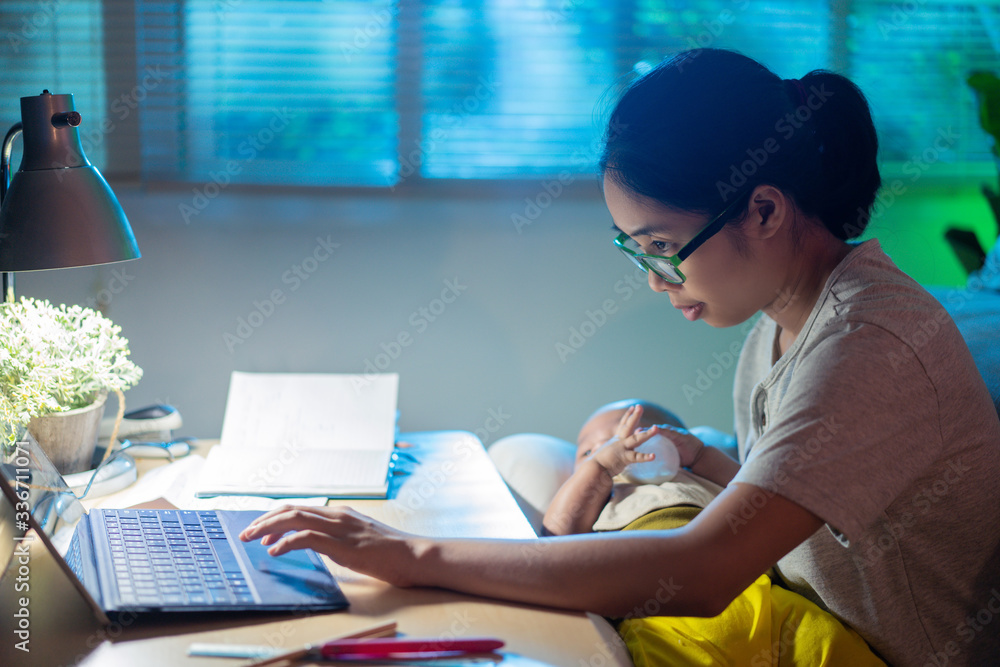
[242,621,398,667]
[320,637,504,658]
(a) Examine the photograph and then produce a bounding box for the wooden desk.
[75,432,632,667]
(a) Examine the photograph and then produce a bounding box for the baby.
[543,401,885,666]
[542,399,723,536]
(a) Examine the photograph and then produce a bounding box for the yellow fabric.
[615,507,886,667]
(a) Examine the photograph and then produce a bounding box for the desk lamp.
[0,90,140,302]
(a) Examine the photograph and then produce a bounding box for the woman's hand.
[239,505,426,587]
[586,404,662,478]
[655,424,707,469]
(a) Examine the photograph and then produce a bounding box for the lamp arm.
[1,122,23,201]
[2,122,23,302]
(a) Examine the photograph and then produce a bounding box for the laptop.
[0,438,349,625]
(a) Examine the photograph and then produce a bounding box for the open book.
[195,372,399,498]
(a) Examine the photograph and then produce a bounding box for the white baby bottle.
[621,433,681,484]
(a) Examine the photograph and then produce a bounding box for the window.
[2,1,997,188]
[847,2,1000,169]
[0,1,107,169]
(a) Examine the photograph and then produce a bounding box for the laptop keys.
[104,509,256,608]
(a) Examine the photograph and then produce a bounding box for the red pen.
[320,637,504,658]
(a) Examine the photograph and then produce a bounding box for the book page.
[219,372,398,451]
[197,372,398,498]
[197,447,393,498]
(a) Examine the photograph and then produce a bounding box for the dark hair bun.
[798,70,881,239]
[600,49,881,240]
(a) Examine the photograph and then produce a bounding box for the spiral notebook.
[195,372,399,499]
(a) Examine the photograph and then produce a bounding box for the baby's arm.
[542,405,658,536]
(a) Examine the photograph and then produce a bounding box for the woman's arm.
[687,444,742,487]
[241,482,824,618]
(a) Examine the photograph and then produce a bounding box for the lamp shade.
[0,91,140,271]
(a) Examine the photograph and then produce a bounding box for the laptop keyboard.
[103,509,255,607]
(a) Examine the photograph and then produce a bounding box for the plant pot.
[27,392,108,474]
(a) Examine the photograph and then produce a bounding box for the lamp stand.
[1,122,22,303]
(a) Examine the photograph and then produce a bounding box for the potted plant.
[0,297,143,474]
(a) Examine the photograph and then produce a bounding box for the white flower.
[0,297,143,444]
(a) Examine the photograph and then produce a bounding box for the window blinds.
[0,1,107,169]
[1,1,998,187]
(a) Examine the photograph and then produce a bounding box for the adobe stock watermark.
[9,442,33,655]
[395,436,479,517]
[576,639,630,667]
[51,65,167,180]
[543,0,586,25]
[748,615,803,667]
[941,247,1000,313]
[538,475,616,537]
[849,126,959,236]
[682,319,755,405]
[223,236,340,353]
[83,267,136,314]
[715,84,835,202]
[212,0,246,20]
[395,76,498,188]
[926,587,1000,667]
[620,576,684,620]
[886,307,953,371]
[725,416,843,534]
[674,0,751,63]
[338,2,395,63]
[351,277,468,390]
[246,440,307,494]
[878,0,929,39]
[5,0,67,53]
[511,117,627,234]
[472,406,511,447]
[555,266,646,363]
[179,107,297,225]
[853,458,970,571]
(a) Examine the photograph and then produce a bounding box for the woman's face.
[603,175,779,328]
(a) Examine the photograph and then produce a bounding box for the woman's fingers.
[654,424,704,467]
[240,505,355,545]
[238,505,421,589]
[267,528,341,557]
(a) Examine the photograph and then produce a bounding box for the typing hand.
[239,505,424,587]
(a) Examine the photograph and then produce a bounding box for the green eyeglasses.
[613,198,742,284]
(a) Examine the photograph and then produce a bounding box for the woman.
[242,49,1000,665]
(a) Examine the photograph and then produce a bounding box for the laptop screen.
[0,438,110,664]
[0,437,107,617]
[0,437,86,558]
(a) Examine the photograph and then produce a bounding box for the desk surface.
[72,432,632,667]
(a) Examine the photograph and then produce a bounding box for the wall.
[15,178,996,446]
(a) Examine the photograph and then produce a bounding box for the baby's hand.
[585,405,660,478]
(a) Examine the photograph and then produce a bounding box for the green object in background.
[952,71,1000,268]
[968,71,1000,240]
[968,72,1000,159]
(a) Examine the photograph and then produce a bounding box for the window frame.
[82,0,997,195]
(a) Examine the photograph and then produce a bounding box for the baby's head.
[575,399,684,467]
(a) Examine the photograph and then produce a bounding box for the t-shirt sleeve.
[733,323,943,543]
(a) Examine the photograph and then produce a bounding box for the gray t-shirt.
[732,239,1000,666]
